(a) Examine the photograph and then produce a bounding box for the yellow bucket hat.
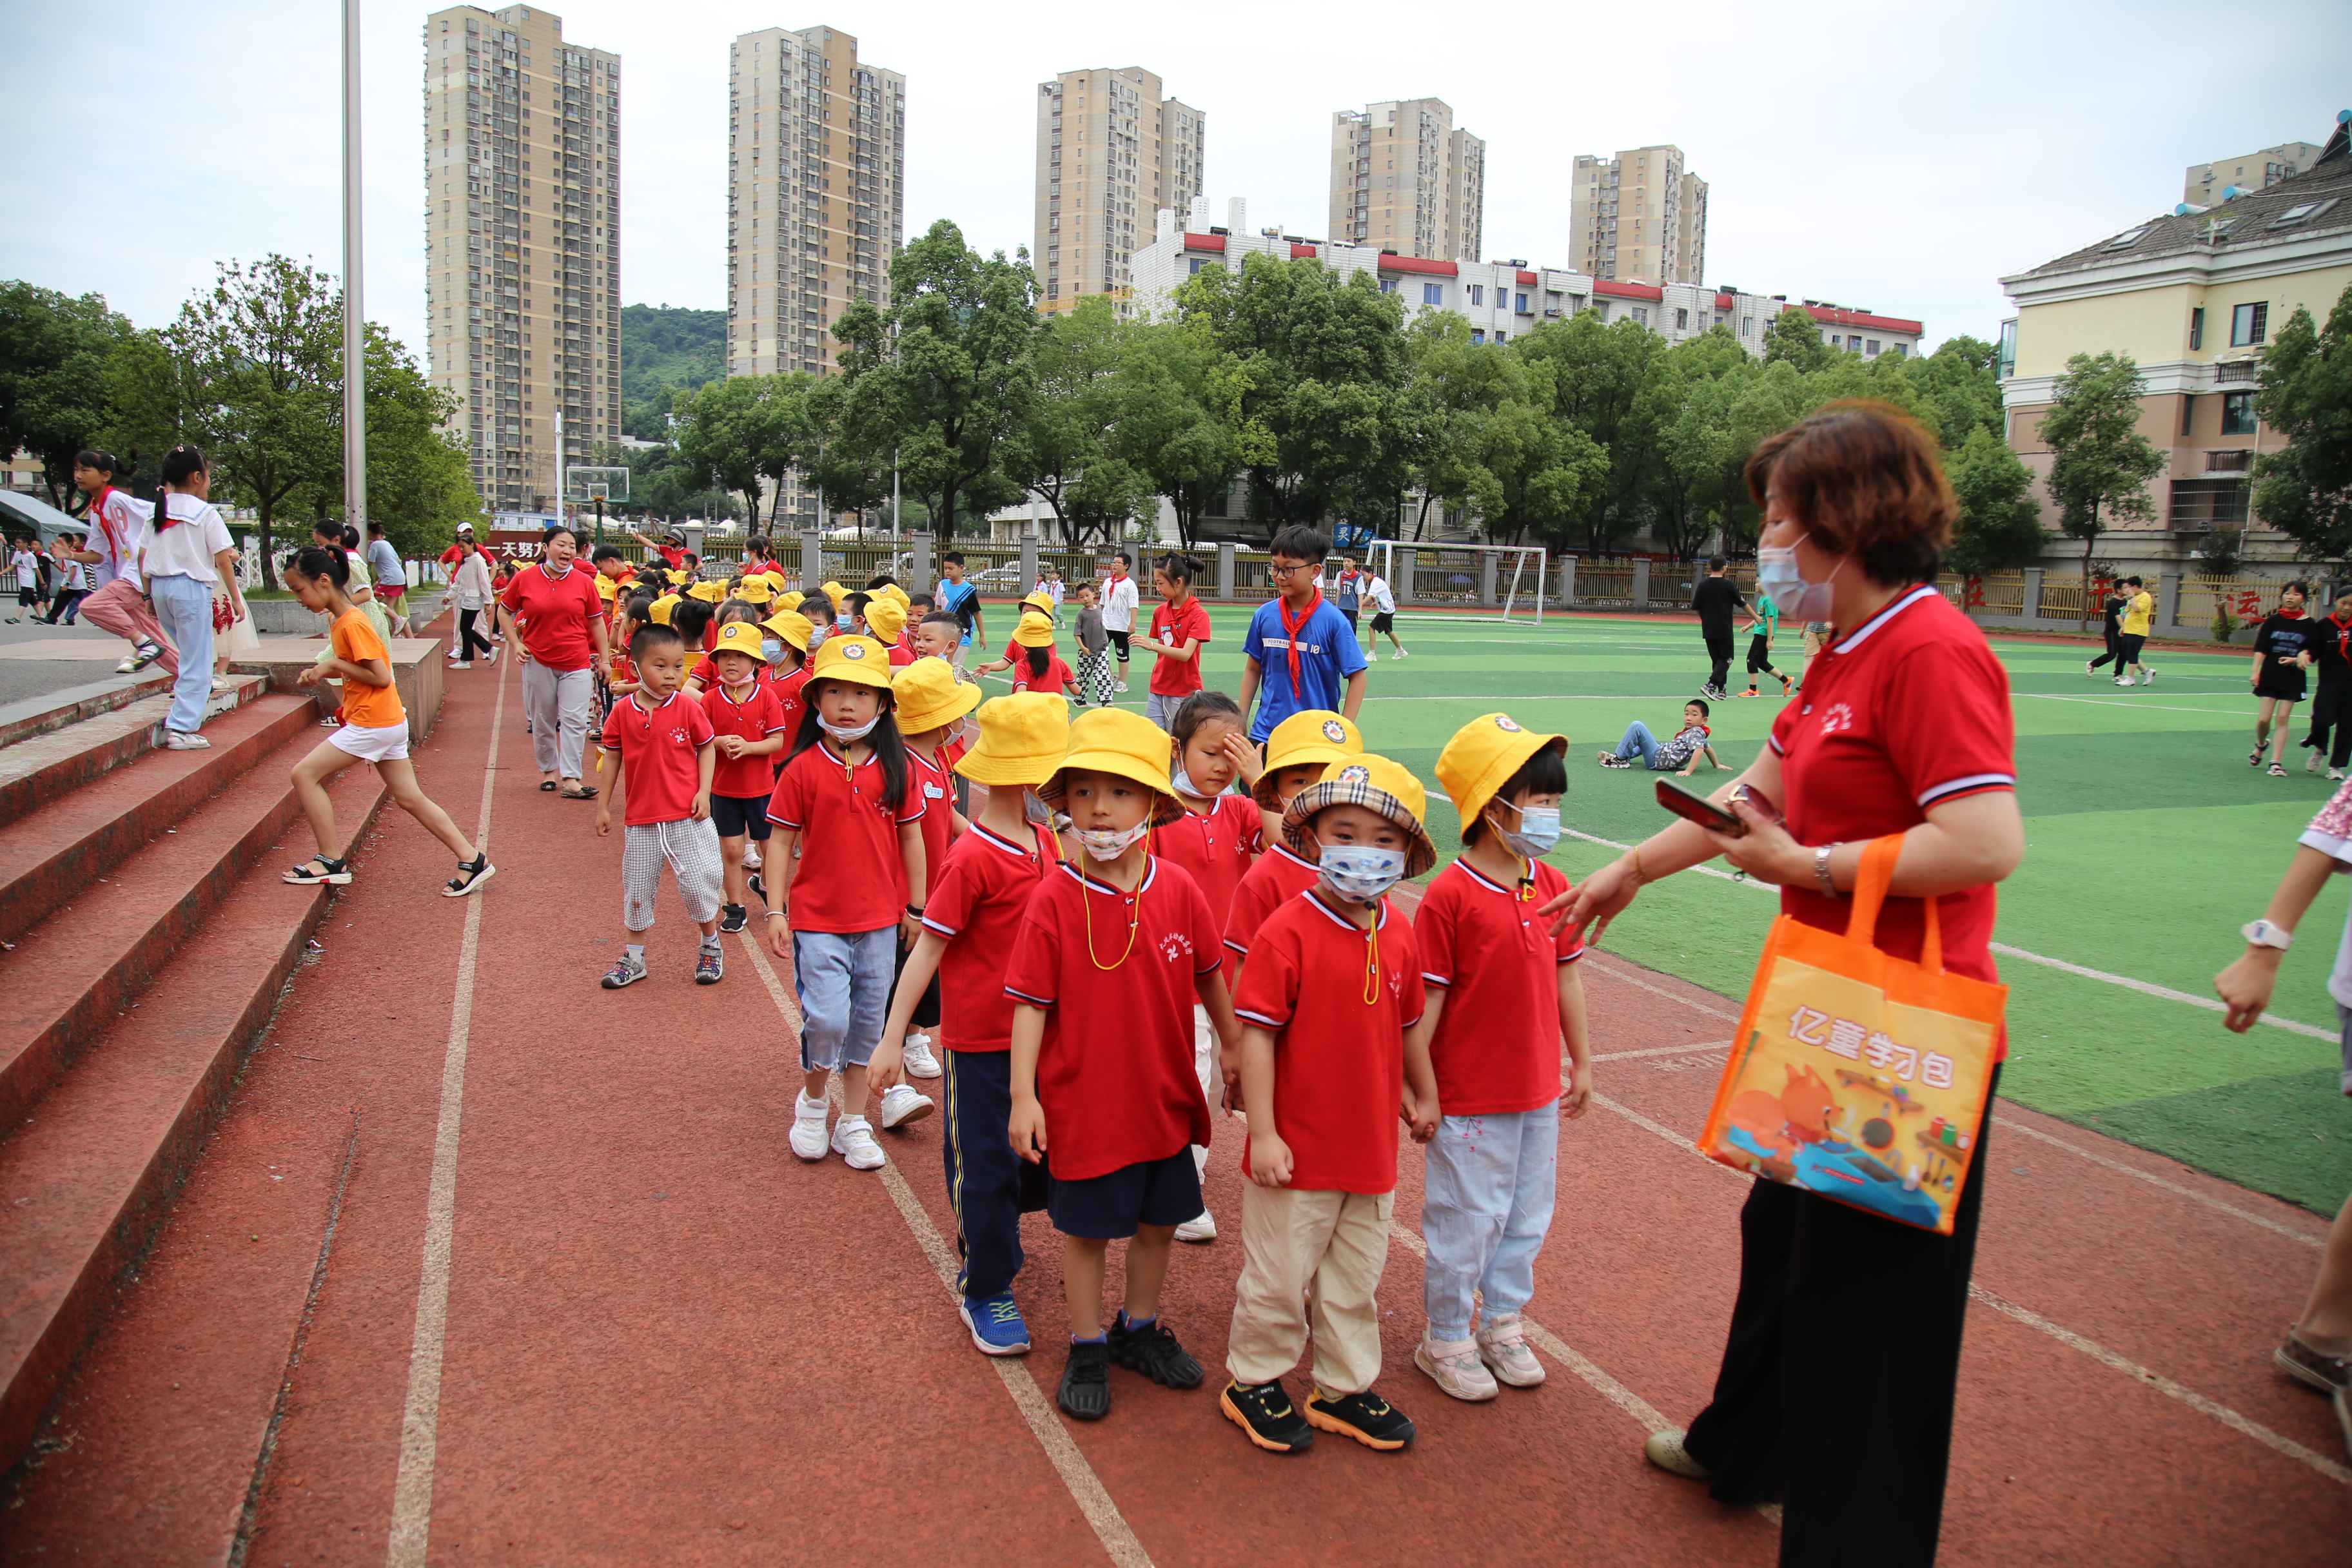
[894,654,984,734]
[737,576,775,605]
[1251,710,1366,810]
[1038,707,1182,827]
[648,593,680,626]
[761,569,792,591]
[776,589,806,614]
[875,582,912,609]
[865,595,908,644]
[762,607,815,652]
[1021,589,1055,615]
[954,693,1073,787]
[1282,754,1438,878]
[805,632,895,691]
[687,578,727,603]
[664,568,691,587]
[1012,610,1056,648]
[594,573,618,600]
[710,621,767,662]
[1435,712,1567,831]
[819,580,847,610]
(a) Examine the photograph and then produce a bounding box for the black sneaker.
[1306,1387,1415,1451]
[1108,1312,1203,1389]
[747,870,767,906]
[1220,1378,1313,1453]
[720,902,749,934]
[1058,1340,1112,1421]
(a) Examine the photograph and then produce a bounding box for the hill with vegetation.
[618,302,725,438]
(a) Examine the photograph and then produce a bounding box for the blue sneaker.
[959,1291,1032,1357]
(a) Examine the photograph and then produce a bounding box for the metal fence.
[1572,562,1639,605]
[2177,574,2304,631]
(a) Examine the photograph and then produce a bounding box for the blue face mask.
[1491,799,1562,858]
[1318,843,1406,905]
[1757,533,1842,622]
[761,638,783,662]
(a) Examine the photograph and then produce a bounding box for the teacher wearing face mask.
[1545,402,2023,1568]
[499,524,611,798]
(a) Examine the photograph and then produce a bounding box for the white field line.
[1588,1072,2351,1492]
[1594,1041,1732,1063]
[385,658,508,1568]
[734,932,1153,1568]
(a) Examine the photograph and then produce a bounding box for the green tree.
[2040,351,2164,615]
[357,326,482,556]
[1763,305,1836,371]
[0,282,132,509]
[1892,334,2006,448]
[1464,355,1611,548]
[2252,282,2352,560]
[1649,328,1758,559]
[673,374,774,523]
[1399,313,1514,540]
[1943,427,2048,576]
[836,219,1039,544]
[1514,312,1667,555]
[1111,315,1238,549]
[1001,297,1155,545]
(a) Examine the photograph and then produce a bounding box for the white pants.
[621,818,725,932]
[524,660,594,780]
[1190,1003,1221,1186]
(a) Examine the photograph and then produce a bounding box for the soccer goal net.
[1357,542,1547,625]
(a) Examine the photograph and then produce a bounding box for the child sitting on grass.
[1599,699,1721,775]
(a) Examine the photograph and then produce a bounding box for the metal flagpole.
[341,0,366,539]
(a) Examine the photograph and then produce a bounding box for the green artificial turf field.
[1036,602,2352,1214]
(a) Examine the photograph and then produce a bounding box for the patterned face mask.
[1317,843,1405,905]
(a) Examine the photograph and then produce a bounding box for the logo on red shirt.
[1820,701,1855,736]
[1159,931,1194,962]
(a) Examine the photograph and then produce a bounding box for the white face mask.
[1318,843,1406,905]
[1756,532,1843,622]
[1021,788,1064,829]
[819,714,880,744]
[1490,800,1562,858]
[1073,821,1150,862]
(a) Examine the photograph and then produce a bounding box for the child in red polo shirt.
[1223,754,1439,1457]
[1224,709,1364,972]
[1155,690,1265,1246]
[594,623,727,990]
[881,657,981,1084]
[701,622,790,937]
[766,634,935,1166]
[1413,712,1592,1404]
[1004,708,1240,1423]
[1134,551,1213,731]
[871,692,1070,1358]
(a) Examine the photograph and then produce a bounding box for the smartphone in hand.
[1656,778,1745,836]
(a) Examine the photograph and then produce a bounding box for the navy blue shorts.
[1048,1150,1202,1240]
[710,792,772,840]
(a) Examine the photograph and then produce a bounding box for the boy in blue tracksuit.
[1239,525,1369,744]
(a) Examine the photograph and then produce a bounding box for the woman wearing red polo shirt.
[498,524,611,798]
[1548,402,2023,1568]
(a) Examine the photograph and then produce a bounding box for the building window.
[2180,394,2196,436]
[1514,292,1529,313]
[1674,307,1688,330]
[1865,338,1881,357]
[1631,307,1648,326]
[2221,391,2257,435]
[2189,307,2203,351]
[1741,317,1752,336]
[1422,282,1443,305]
[1379,277,1398,295]
[1467,283,1483,306]
[1188,258,1206,275]
[2231,302,2268,346]
[1470,329,1485,345]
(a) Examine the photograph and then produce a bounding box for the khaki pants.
[1226,1184,1393,1395]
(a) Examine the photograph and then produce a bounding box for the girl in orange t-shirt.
[281,545,494,897]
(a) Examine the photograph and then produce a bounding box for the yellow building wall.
[2015,262,2352,377]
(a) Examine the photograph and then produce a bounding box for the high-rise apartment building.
[727,26,905,387]
[2184,142,2324,207]
[423,5,621,514]
[1035,68,1205,315]
[1327,99,1484,261]
[1569,145,1707,285]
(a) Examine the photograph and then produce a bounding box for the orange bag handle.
[1842,834,1943,974]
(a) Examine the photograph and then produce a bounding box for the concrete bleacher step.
[0,674,273,828]
[0,716,387,1473]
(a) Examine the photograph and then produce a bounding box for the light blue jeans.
[1421,1101,1561,1339]
[147,573,216,734]
[792,926,896,1073]
[1612,720,1661,768]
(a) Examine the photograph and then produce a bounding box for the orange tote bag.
[1697,836,2007,1235]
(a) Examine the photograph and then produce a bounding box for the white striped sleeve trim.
[1768,732,1787,756]
[1421,970,1453,989]
[1917,772,2016,807]
[919,915,959,939]
[1234,1006,1289,1029]
[1222,937,1250,957]
[1558,949,1586,965]
[1004,985,1055,1007]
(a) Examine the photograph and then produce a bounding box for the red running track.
[3,648,2346,1565]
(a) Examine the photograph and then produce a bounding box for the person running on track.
[1690,556,1745,701]
[2250,581,2314,778]
[2087,578,2128,680]
[596,622,727,990]
[280,547,493,897]
[2301,587,2352,782]
[2114,573,2155,686]
[1736,591,1792,697]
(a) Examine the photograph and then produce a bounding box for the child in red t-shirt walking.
[1223,754,1439,1456]
[883,657,982,1083]
[1155,691,1264,1246]
[981,611,1079,699]
[1413,713,1592,1402]
[872,692,1070,1357]
[765,635,934,1168]
[1004,709,1240,1421]
[1134,553,1211,731]
[700,622,790,935]
[595,623,726,988]
[1224,710,1363,970]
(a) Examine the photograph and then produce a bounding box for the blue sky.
[5,0,2348,362]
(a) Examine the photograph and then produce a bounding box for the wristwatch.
[1813,843,1844,898]
[2240,918,2293,951]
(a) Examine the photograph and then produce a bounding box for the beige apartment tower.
[1036,68,1205,315]
[423,5,621,514]
[2183,142,2324,207]
[727,25,904,396]
[1328,99,1484,261]
[1570,146,1708,285]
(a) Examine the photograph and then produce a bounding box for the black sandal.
[285,856,351,886]
[540,779,560,791]
[560,785,598,799]
[444,854,496,897]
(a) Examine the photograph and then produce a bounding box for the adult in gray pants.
[497,524,609,798]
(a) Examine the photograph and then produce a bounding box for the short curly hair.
[1745,400,1957,587]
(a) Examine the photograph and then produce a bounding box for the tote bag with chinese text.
[1697,836,2006,1235]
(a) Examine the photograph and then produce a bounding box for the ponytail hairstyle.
[1155,551,1203,589]
[787,680,910,811]
[74,448,121,487]
[288,544,351,589]
[1024,643,1049,680]
[155,444,208,529]
[670,598,715,648]
[341,525,360,551]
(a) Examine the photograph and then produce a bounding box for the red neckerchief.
[2332,612,2352,662]
[2277,607,2306,620]
[86,487,124,556]
[1276,589,1322,694]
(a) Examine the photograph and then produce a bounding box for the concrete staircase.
[0,673,389,1470]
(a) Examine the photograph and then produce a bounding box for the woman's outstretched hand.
[1544,855,1640,944]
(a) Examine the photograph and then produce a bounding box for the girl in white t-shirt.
[135,446,248,749]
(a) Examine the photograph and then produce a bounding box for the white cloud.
[3,0,2347,365]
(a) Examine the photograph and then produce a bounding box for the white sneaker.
[2084,659,2096,677]
[2142,667,2156,684]
[2115,676,2134,687]
[903,1035,943,1079]
[832,1114,886,1170]
[114,654,140,674]
[2309,752,2323,773]
[449,660,472,670]
[1415,1332,1498,1401]
[210,675,235,692]
[161,729,211,750]
[1476,1311,1547,1387]
[876,1083,935,1130]
[1113,680,1128,692]
[485,645,499,665]
[789,1091,830,1161]
[1396,647,1409,659]
[1173,1210,1218,1244]
[2332,770,2346,783]
[742,846,762,870]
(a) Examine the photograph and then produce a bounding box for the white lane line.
[1990,1118,2324,1250]
[1587,1081,2351,1491]
[1562,828,2339,1039]
[733,932,1155,1568]
[385,659,507,1568]
[2016,692,2257,715]
[1967,1286,2352,1488]
[1595,1041,1732,1063]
